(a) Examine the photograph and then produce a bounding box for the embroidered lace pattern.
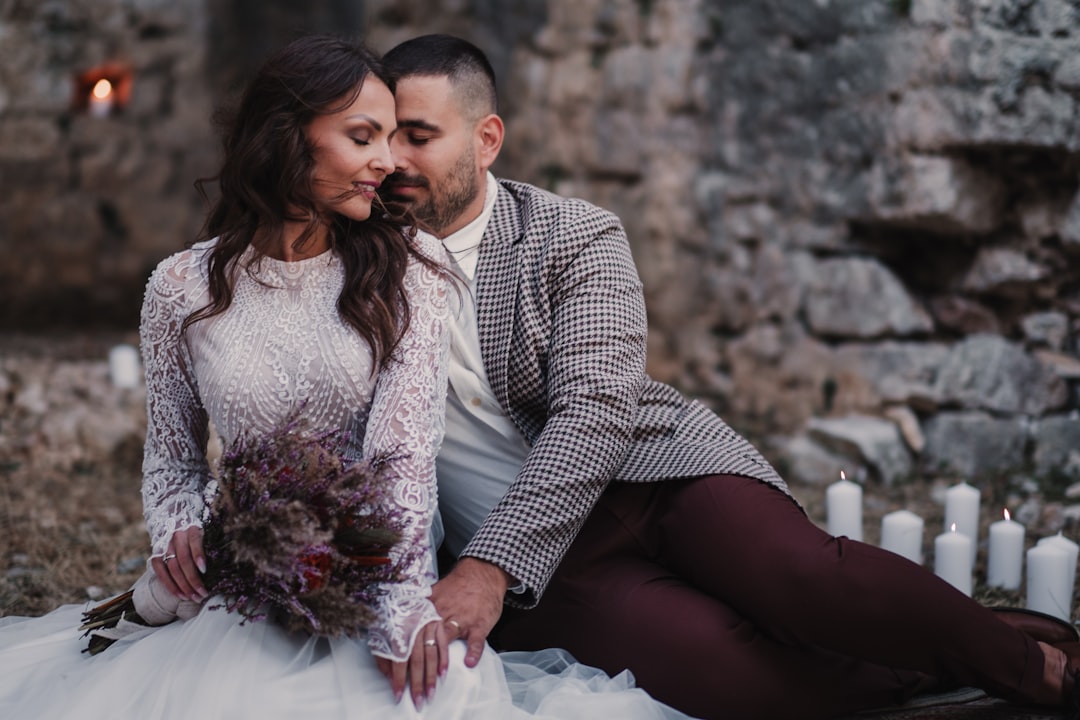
[139,234,450,661]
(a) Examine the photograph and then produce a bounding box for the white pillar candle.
[987,508,1024,590]
[935,523,973,596]
[826,471,862,541]
[108,344,142,389]
[944,482,980,563]
[880,510,924,565]
[1037,532,1078,611]
[1027,542,1072,621]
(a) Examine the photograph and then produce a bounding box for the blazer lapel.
[475,183,522,408]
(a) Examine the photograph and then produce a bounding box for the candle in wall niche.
[935,523,973,596]
[826,471,862,541]
[108,344,141,389]
[1037,532,1079,608]
[987,508,1024,590]
[1027,541,1073,621]
[89,78,114,118]
[880,510,924,565]
[944,482,980,563]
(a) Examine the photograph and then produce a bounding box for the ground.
[1,332,1078,717]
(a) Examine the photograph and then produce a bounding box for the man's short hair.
[382,34,498,121]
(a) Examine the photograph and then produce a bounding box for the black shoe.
[992,607,1079,646]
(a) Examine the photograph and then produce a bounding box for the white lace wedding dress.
[0,235,689,720]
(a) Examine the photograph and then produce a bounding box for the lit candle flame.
[840,470,846,482]
[950,522,957,533]
[1003,508,1011,522]
[91,78,113,100]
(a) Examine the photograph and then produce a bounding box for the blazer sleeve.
[461,203,648,607]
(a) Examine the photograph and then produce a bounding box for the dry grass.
[0,333,1074,622]
[1,332,149,617]
[0,457,148,616]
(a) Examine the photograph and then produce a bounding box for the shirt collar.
[437,172,498,280]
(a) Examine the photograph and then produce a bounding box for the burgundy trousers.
[490,475,1046,720]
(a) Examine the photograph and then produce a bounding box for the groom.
[380,35,1067,720]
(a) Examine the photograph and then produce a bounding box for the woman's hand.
[375,619,461,709]
[150,526,208,602]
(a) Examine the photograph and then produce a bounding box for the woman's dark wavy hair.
[187,34,439,371]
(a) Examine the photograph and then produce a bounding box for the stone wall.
[4,0,1080,488]
[368,0,1080,487]
[0,0,216,329]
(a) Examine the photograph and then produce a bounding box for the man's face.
[383,75,484,238]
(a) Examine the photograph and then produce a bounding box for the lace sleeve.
[139,252,211,558]
[364,242,451,662]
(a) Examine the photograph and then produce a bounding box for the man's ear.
[475,114,504,171]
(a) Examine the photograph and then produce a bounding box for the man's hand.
[430,557,510,667]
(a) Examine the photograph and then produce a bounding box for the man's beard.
[397,147,479,236]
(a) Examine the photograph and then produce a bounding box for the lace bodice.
[139,234,451,661]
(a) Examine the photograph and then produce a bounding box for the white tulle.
[0,604,690,719]
[0,234,692,719]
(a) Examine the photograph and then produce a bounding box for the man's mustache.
[383,173,429,192]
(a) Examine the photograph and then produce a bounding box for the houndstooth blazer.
[459,179,792,607]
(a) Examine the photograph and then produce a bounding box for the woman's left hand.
[150,526,208,603]
[375,618,460,709]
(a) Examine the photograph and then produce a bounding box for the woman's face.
[305,77,396,223]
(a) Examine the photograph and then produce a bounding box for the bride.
[0,35,688,720]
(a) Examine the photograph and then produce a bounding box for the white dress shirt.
[429,173,532,557]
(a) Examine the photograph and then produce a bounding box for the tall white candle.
[987,508,1024,590]
[944,482,980,563]
[880,510,924,565]
[826,470,862,541]
[108,344,142,389]
[1037,532,1078,612]
[1027,542,1072,621]
[935,523,973,596]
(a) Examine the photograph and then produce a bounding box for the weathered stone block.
[804,257,934,338]
[1021,311,1069,350]
[833,341,950,410]
[929,296,1002,335]
[1032,414,1080,478]
[962,247,1048,294]
[933,334,1069,415]
[807,414,915,485]
[769,434,855,487]
[1060,190,1080,246]
[921,411,1028,477]
[866,154,1006,234]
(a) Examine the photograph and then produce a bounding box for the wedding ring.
[446,619,462,634]
[424,639,437,647]
[162,553,177,563]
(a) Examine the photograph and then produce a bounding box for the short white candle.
[880,510,924,565]
[987,508,1024,590]
[108,344,142,389]
[1027,542,1072,621]
[935,523,972,596]
[1037,533,1078,612]
[944,482,980,563]
[826,470,862,541]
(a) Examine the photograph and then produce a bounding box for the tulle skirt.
[0,603,691,720]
